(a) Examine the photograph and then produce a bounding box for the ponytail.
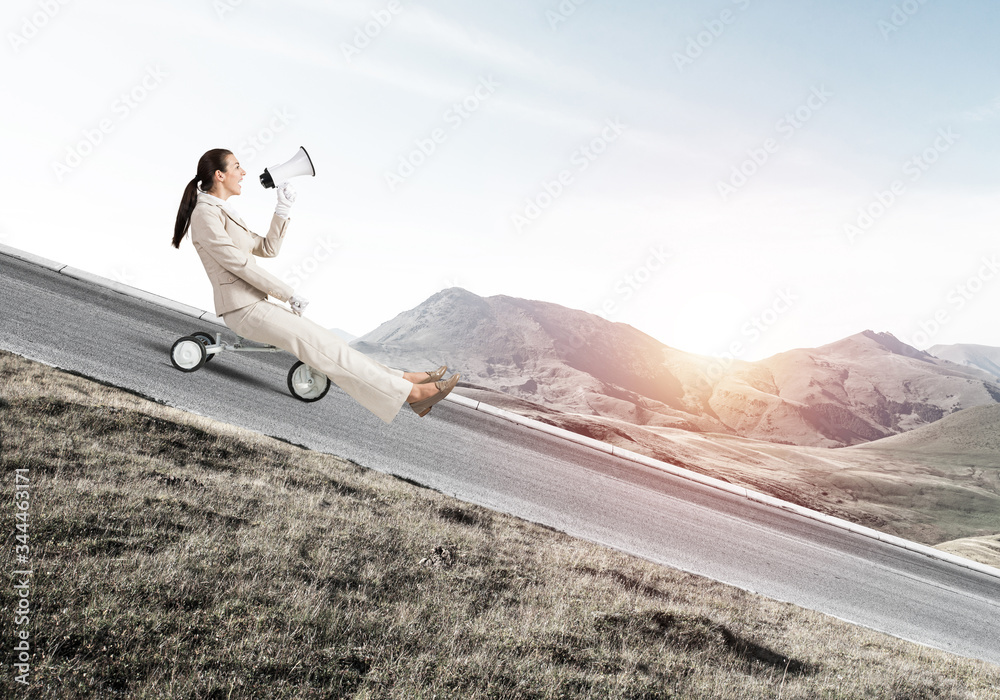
[172,148,233,248]
[172,176,200,248]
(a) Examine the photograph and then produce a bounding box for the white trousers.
[222,300,412,424]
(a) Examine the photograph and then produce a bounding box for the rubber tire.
[191,331,217,363]
[287,361,331,402]
[171,336,207,373]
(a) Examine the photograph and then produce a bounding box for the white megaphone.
[259,146,316,188]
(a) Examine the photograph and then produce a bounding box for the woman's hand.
[275,183,297,220]
[289,294,309,316]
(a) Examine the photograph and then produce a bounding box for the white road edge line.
[4,242,999,583]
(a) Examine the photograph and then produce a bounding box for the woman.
[172,148,458,422]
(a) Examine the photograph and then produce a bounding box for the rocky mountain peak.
[353,288,1000,448]
[858,330,933,361]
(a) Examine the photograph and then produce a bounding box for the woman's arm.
[252,184,295,258]
[250,213,289,258]
[190,205,294,302]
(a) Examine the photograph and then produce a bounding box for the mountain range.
[352,287,1000,448]
[929,343,1000,381]
[347,288,1000,557]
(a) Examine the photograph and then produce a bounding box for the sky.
[2,0,999,361]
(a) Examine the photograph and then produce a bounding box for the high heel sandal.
[409,374,460,417]
[418,366,448,384]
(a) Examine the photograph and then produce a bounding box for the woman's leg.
[222,301,415,424]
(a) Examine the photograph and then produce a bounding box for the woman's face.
[213,154,245,199]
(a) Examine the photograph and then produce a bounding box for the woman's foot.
[406,381,439,403]
[408,374,460,417]
[403,366,448,385]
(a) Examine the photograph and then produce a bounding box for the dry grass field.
[2,350,999,699]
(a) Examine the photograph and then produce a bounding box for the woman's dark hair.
[172,148,233,248]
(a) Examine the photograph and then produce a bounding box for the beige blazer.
[189,194,295,316]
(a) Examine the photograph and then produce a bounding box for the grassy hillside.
[935,534,1000,568]
[2,350,999,699]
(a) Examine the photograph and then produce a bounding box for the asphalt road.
[2,252,999,667]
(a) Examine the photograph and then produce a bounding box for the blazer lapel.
[197,194,251,232]
[221,208,250,233]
